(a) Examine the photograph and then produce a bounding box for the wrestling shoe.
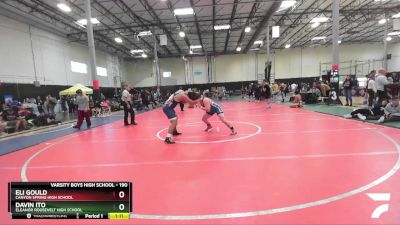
[357,113,366,121]
[343,114,352,119]
[173,130,182,136]
[164,137,176,144]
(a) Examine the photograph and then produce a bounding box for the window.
[71,61,87,74]
[163,72,171,78]
[97,67,107,77]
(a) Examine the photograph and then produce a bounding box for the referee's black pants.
[122,102,135,125]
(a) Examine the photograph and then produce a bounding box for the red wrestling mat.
[1,102,400,225]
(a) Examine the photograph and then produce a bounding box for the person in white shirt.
[375,69,389,104]
[367,71,377,107]
[121,84,137,126]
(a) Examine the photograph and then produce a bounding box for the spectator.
[36,96,44,113]
[367,71,377,107]
[60,95,68,112]
[10,99,20,108]
[2,107,28,131]
[46,95,57,116]
[378,96,400,123]
[73,89,91,130]
[344,101,387,121]
[376,69,389,104]
[290,90,302,108]
[343,75,354,106]
[291,83,298,93]
[320,82,331,97]
[67,96,76,114]
[27,98,40,116]
[0,117,6,135]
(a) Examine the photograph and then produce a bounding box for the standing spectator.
[291,83,298,93]
[376,69,389,104]
[255,83,262,102]
[280,83,286,103]
[141,89,150,110]
[46,95,57,116]
[36,96,43,113]
[367,71,377,107]
[73,89,91,130]
[61,95,68,112]
[121,84,137,126]
[342,75,354,106]
[247,83,254,101]
[67,96,76,114]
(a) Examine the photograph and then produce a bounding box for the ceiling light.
[285,44,291,48]
[189,50,193,54]
[190,45,202,49]
[386,36,393,41]
[214,24,231,30]
[254,40,263,45]
[311,36,326,41]
[272,26,280,38]
[311,17,329,23]
[250,48,260,51]
[388,31,400,36]
[76,18,99,26]
[57,3,71,12]
[130,49,144,54]
[179,31,185,37]
[142,53,148,58]
[338,40,342,44]
[311,22,320,28]
[174,8,194,16]
[244,27,251,33]
[393,13,400,18]
[138,31,152,36]
[378,18,387,24]
[114,37,123,43]
[236,47,242,52]
[278,1,296,11]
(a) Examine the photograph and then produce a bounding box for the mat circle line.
[20,126,400,220]
[156,121,262,144]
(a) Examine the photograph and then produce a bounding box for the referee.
[121,84,137,126]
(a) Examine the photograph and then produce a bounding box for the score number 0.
[119,191,125,211]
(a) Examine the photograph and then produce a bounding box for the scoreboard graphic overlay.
[8,182,132,220]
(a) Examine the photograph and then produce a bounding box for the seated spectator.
[344,101,387,121]
[320,82,331,97]
[290,91,303,108]
[27,98,40,116]
[32,112,60,127]
[0,117,6,135]
[101,100,111,115]
[2,107,28,131]
[378,96,400,123]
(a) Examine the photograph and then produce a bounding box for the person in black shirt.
[343,101,387,120]
[343,75,354,106]
[2,108,27,131]
[263,80,272,109]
